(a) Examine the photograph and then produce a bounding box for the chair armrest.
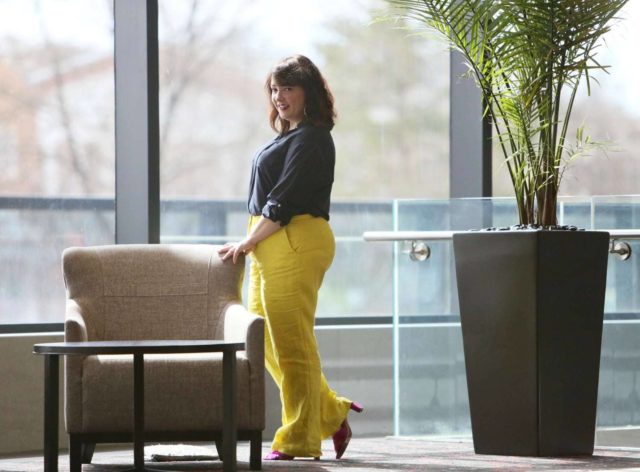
[223,303,265,428]
[223,303,264,369]
[64,299,88,342]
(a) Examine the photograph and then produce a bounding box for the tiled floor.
[2,437,640,471]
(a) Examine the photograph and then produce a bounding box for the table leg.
[133,353,145,471]
[43,354,59,472]
[222,350,238,472]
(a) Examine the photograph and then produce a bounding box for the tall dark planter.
[453,230,609,456]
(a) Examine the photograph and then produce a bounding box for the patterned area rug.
[2,437,640,471]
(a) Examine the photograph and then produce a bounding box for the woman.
[218,55,362,461]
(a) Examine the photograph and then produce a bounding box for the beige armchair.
[62,244,264,470]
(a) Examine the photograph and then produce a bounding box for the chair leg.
[214,439,224,461]
[250,431,262,470]
[69,435,82,472]
[81,442,96,464]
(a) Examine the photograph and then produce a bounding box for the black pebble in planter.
[453,230,609,456]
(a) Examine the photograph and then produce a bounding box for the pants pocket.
[279,227,297,253]
[284,217,334,254]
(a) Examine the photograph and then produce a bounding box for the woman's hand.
[217,238,257,264]
[218,216,281,263]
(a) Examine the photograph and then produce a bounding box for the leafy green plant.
[387,0,628,226]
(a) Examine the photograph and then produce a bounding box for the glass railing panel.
[320,202,394,319]
[592,195,640,429]
[396,321,469,435]
[558,196,593,228]
[593,195,640,315]
[392,198,474,436]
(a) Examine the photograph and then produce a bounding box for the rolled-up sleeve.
[261,139,322,226]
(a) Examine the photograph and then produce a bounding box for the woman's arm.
[217,216,281,264]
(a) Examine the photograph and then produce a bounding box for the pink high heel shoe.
[333,401,364,459]
[264,451,294,461]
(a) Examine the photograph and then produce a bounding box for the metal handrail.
[608,229,640,239]
[363,229,640,261]
[362,230,456,242]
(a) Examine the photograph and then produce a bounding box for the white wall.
[0,333,65,455]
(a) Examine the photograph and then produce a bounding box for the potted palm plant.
[387,0,628,457]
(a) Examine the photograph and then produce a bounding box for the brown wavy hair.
[265,55,336,134]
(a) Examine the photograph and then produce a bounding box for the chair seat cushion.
[75,353,255,433]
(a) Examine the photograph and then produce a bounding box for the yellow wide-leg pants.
[247,214,352,458]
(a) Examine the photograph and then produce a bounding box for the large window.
[157,0,449,202]
[0,0,115,326]
[157,0,449,320]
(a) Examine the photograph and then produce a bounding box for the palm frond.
[386,0,628,226]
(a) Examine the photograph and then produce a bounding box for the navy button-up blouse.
[247,123,335,226]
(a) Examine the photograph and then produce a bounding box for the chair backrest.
[62,244,244,341]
